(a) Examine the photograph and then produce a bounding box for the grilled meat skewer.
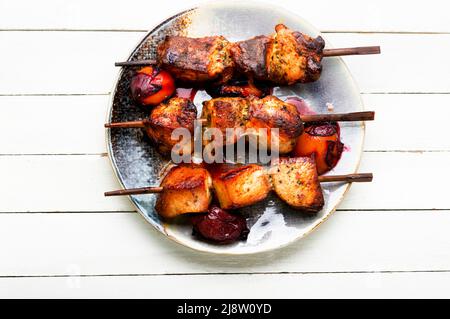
[105,96,374,155]
[116,24,380,86]
[104,158,373,218]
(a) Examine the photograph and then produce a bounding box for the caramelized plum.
[130,66,175,106]
[191,206,249,244]
[292,122,344,175]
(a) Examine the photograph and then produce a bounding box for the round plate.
[106,1,365,254]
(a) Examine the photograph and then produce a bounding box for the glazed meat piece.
[155,164,213,218]
[230,35,271,80]
[210,163,271,210]
[201,97,250,145]
[202,96,303,153]
[266,24,325,85]
[145,97,197,155]
[247,96,303,154]
[157,35,234,84]
[270,157,324,212]
[231,24,325,85]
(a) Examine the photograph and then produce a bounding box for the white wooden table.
[1,0,450,298]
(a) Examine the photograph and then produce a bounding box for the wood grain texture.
[0,211,449,277]
[1,32,449,94]
[0,0,448,33]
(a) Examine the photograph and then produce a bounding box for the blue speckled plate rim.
[104,3,366,255]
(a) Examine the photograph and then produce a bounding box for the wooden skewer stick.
[301,111,375,123]
[318,173,373,183]
[114,46,381,67]
[105,186,163,197]
[105,120,147,128]
[115,60,157,67]
[322,46,381,57]
[105,118,207,129]
[104,173,373,196]
[105,112,374,129]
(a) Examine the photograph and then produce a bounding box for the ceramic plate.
[106,1,365,254]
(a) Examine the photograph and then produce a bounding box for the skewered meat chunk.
[157,36,234,84]
[266,24,325,85]
[201,97,250,145]
[230,24,325,85]
[230,35,271,80]
[202,96,303,153]
[145,97,197,155]
[270,157,324,212]
[248,96,303,154]
[155,164,213,218]
[210,163,271,210]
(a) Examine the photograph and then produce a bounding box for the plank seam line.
[1,29,449,35]
[2,270,450,279]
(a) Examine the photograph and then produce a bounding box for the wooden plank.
[0,95,108,154]
[0,0,448,33]
[325,33,450,93]
[0,152,447,212]
[0,211,450,277]
[339,151,450,210]
[2,272,450,298]
[1,94,448,155]
[0,31,143,95]
[0,155,133,212]
[0,32,449,94]
[362,94,450,151]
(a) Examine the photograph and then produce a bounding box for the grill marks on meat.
[210,163,271,210]
[157,36,234,84]
[155,164,213,218]
[270,157,324,212]
[201,97,250,145]
[230,35,271,80]
[157,24,325,86]
[153,157,326,218]
[145,97,197,155]
[202,96,303,153]
[248,96,304,154]
[266,24,325,85]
